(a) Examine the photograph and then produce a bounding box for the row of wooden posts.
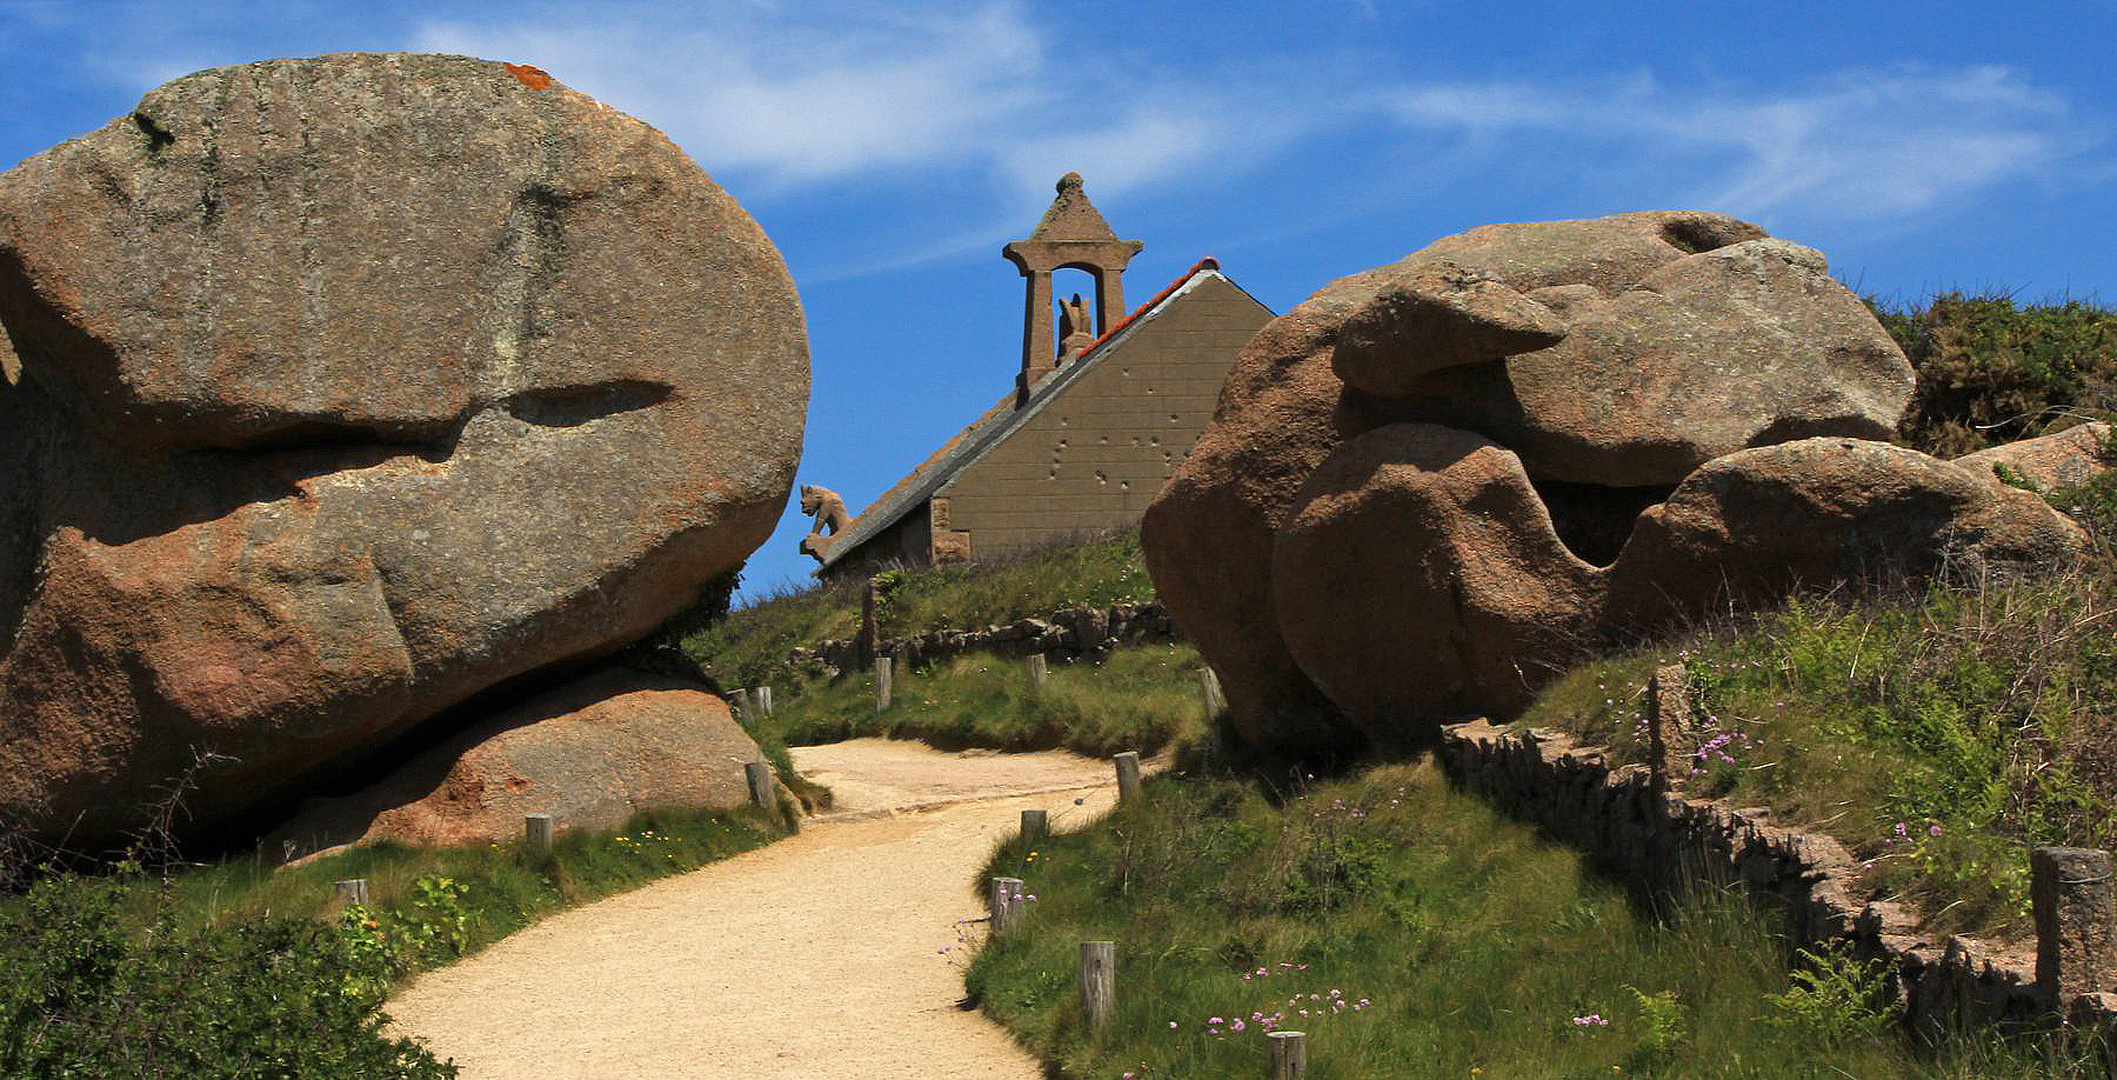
[871,651,1230,717]
[986,728,1307,1079]
[331,666,1273,1071]
[331,750,786,909]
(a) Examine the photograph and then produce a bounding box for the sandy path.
[386,738,1119,1078]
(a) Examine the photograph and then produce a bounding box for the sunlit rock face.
[1146,212,2083,752]
[0,54,808,846]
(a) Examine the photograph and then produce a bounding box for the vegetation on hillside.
[968,765,2085,1078]
[683,530,1153,691]
[1879,294,2117,457]
[1520,457,2117,941]
[0,803,788,1075]
[739,643,1210,759]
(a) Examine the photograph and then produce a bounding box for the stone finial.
[797,484,851,565]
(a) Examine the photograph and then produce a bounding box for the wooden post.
[2033,846,2115,1006]
[1199,666,1227,717]
[731,688,754,726]
[525,812,554,853]
[1269,1030,1308,1079]
[859,577,880,667]
[990,876,1026,936]
[1028,654,1048,687]
[1020,808,1048,842]
[756,685,772,716]
[745,760,774,809]
[874,655,894,710]
[334,878,370,906]
[1079,940,1116,1026]
[1113,751,1142,803]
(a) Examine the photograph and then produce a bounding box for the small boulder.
[1955,423,2112,494]
[1330,261,1567,393]
[1609,438,2089,626]
[268,668,769,858]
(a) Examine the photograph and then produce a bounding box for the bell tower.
[1003,173,1142,406]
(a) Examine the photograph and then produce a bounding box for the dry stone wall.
[790,601,1180,675]
[1436,719,2117,1041]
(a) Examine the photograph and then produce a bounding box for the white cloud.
[1377,65,2082,223]
[411,3,1272,202]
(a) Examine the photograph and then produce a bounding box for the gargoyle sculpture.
[798,484,852,564]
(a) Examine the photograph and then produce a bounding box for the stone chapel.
[806,173,1273,579]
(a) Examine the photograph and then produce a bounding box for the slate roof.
[819,257,1241,570]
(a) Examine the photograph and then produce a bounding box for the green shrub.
[0,863,455,1078]
[1884,295,2117,457]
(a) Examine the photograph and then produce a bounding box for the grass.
[1,801,790,1075]
[968,763,2090,1078]
[1518,555,2117,941]
[155,802,792,955]
[684,529,1154,691]
[740,641,1210,758]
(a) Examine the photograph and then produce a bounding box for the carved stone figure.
[799,484,852,564]
[1058,293,1095,363]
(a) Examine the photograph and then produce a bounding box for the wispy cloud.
[1378,65,2084,222]
[45,3,2095,275]
[412,4,1279,202]
[410,2,1348,276]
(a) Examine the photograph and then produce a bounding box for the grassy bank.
[2,803,790,1076]
[739,643,1210,759]
[1521,561,2117,942]
[685,530,1152,691]
[969,765,2085,1078]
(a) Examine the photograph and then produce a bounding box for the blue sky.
[4,0,2113,600]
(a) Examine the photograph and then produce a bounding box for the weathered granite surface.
[0,55,807,846]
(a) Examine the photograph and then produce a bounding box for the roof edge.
[819,258,1247,571]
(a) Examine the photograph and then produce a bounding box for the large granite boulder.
[1141,272,1385,754]
[1338,234,1914,486]
[0,55,807,846]
[1272,424,1604,744]
[1148,212,2079,752]
[267,668,772,858]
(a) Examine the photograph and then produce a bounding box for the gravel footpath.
[385,739,1119,1078]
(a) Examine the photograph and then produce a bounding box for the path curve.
[386,738,1119,1078]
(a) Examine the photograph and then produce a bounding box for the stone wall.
[939,274,1272,560]
[1435,719,2117,1040]
[789,601,1181,676]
